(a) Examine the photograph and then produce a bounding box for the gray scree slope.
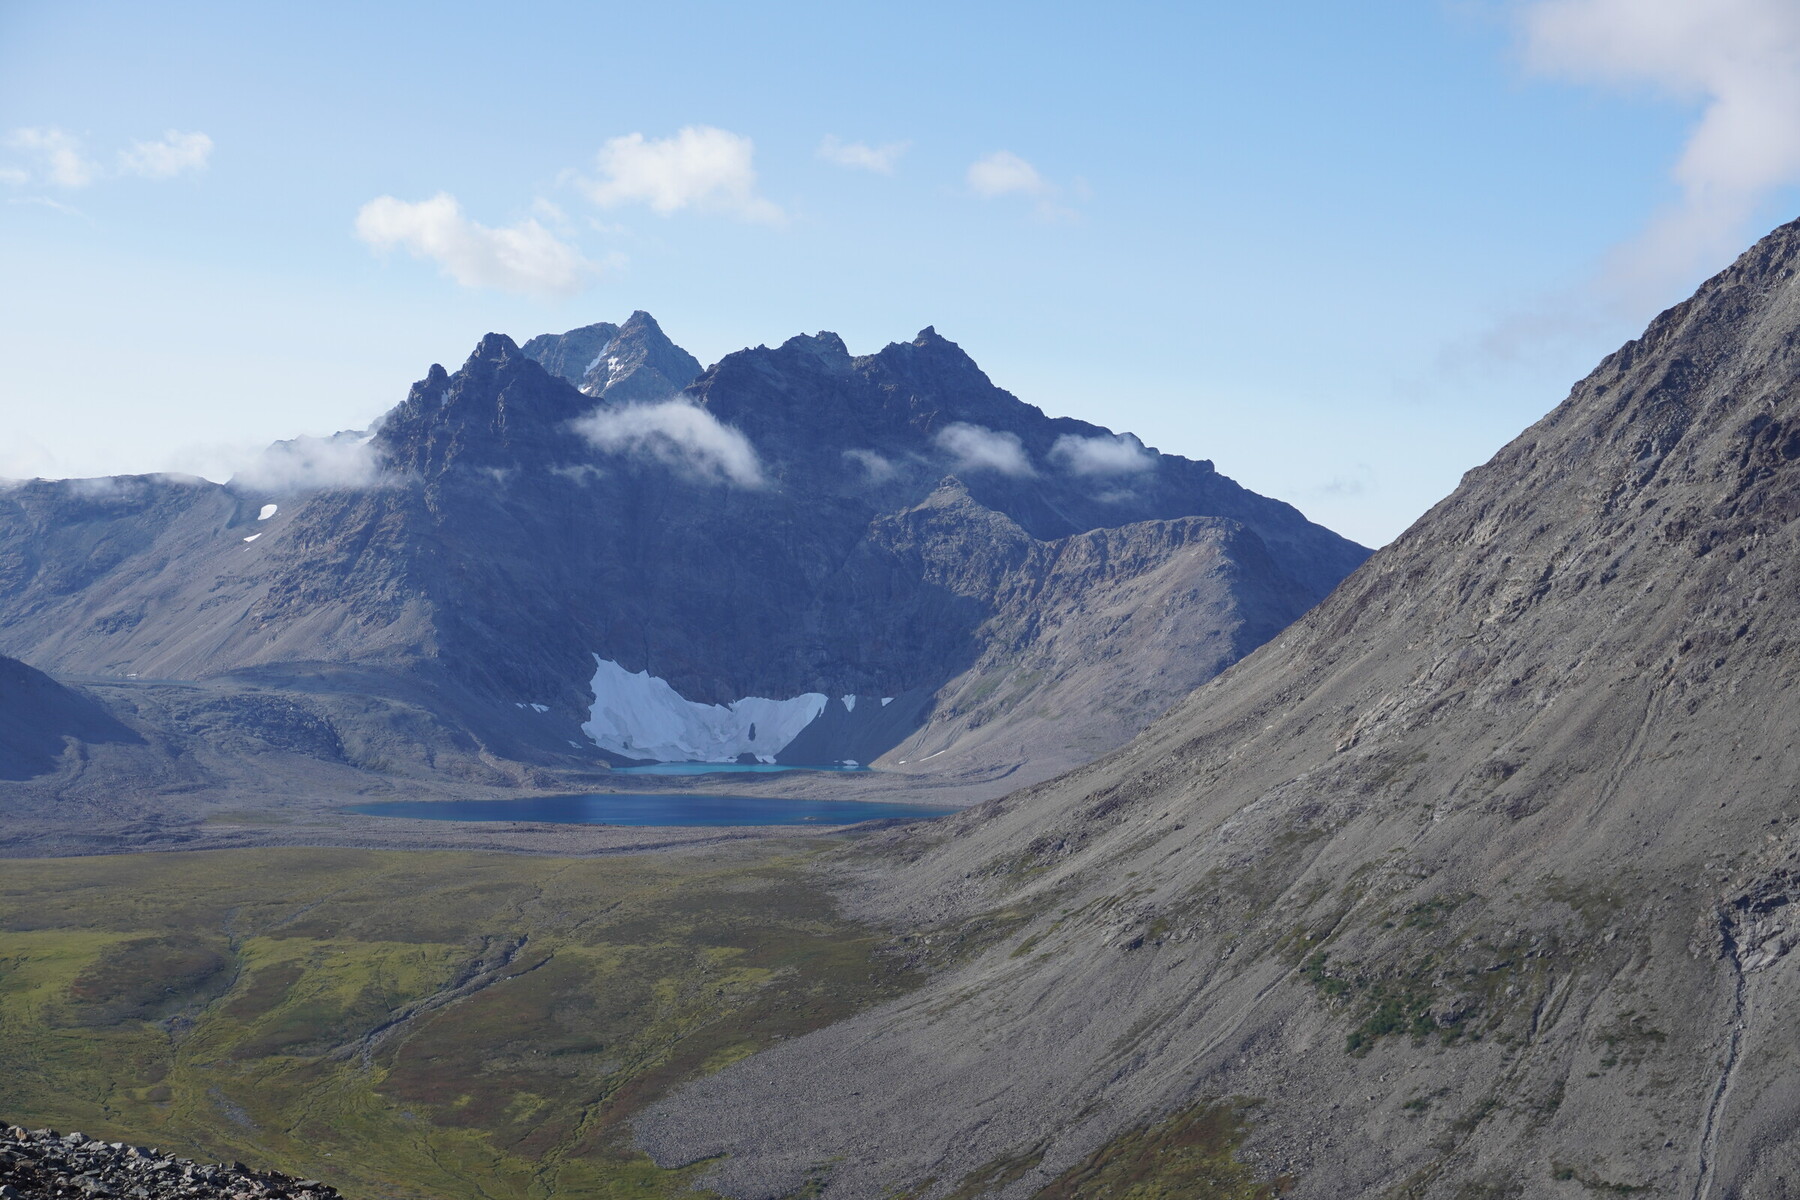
[636,220,1800,1197]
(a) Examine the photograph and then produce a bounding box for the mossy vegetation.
[1549,1163,1649,1193]
[1397,894,1469,931]
[936,1145,1047,1200]
[1592,1010,1666,1069]
[1291,890,1588,1055]
[0,846,923,1200]
[1030,1099,1289,1199]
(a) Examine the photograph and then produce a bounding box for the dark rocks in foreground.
[0,1126,343,1200]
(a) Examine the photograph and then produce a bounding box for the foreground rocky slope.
[0,1124,345,1200]
[0,316,1363,800]
[637,222,1800,1197]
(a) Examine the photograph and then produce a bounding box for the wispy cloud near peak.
[1050,432,1155,476]
[935,422,1036,477]
[574,400,766,487]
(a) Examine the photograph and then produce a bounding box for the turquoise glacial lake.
[348,792,953,827]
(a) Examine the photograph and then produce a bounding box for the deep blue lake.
[347,792,954,827]
[610,762,870,776]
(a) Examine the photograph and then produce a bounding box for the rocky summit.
[0,1125,344,1200]
[631,219,1800,1197]
[0,315,1365,820]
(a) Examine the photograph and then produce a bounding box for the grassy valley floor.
[0,844,920,1200]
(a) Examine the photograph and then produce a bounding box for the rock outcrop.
[0,1124,346,1200]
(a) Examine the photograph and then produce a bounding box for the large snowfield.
[582,656,829,763]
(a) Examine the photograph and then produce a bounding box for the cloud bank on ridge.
[574,401,766,487]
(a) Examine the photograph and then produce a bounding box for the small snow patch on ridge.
[583,340,615,377]
[842,695,856,713]
[258,503,278,520]
[243,533,262,543]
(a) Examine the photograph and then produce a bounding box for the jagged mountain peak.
[519,311,702,403]
[376,331,587,475]
[906,325,964,357]
[469,331,521,363]
[776,331,854,372]
[618,309,667,337]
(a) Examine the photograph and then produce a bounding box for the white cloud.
[1521,0,1800,296]
[967,150,1052,199]
[935,422,1036,477]
[574,401,766,487]
[229,431,387,494]
[818,135,909,174]
[843,448,899,482]
[355,193,596,298]
[1049,432,1156,476]
[966,150,1080,221]
[118,130,213,178]
[5,127,100,188]
[531,196,572,229]
[579,126,783,224]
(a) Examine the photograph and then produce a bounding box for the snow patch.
[583,339,616,378]
[881,697,894,707]
[242,533,262,543]
[841,695,856,713]
[257,503,278,521]
[583,656,827,762]
[530,703,549,713]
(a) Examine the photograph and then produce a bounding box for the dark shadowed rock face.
[0,316,1365,789]
[0,655,140,781]
[633,220,1800,1197]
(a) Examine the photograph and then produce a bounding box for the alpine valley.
[11,214,1800,1200]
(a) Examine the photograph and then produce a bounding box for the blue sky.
[4,0,1799,545]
